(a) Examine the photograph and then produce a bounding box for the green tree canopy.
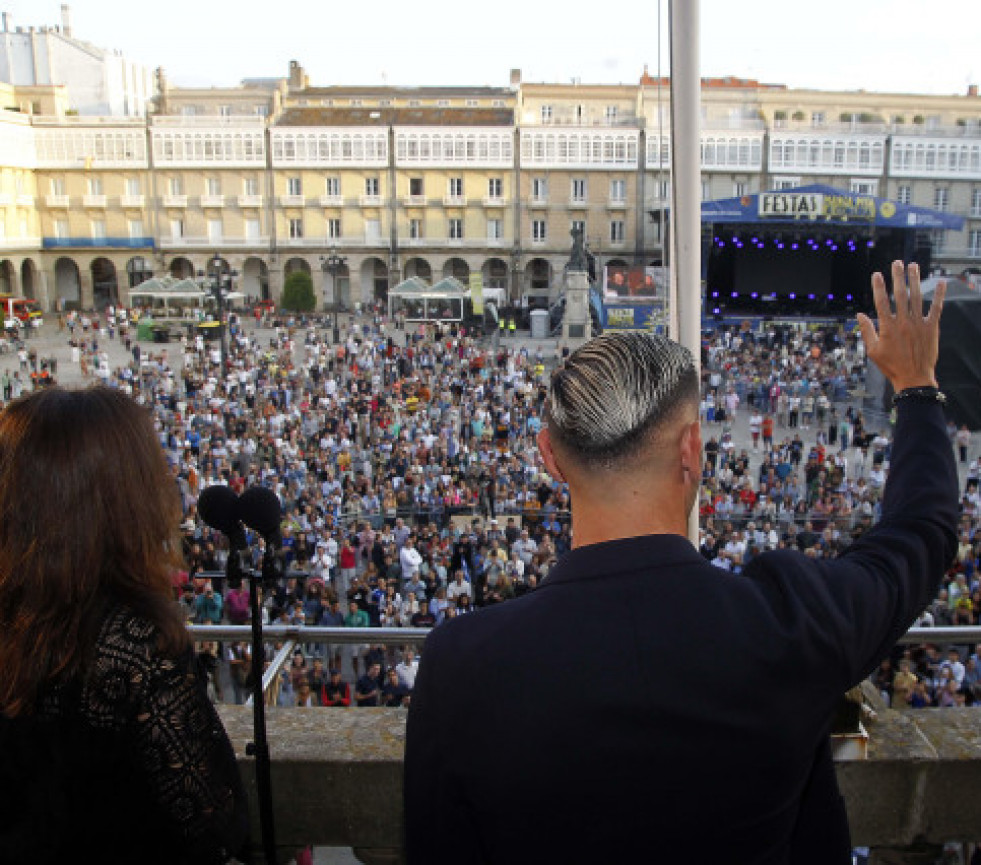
[281,270,316,312]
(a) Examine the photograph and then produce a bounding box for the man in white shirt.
[396,648,420,691]
[400,536,423,582]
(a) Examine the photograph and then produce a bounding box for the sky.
[6,0,980,96]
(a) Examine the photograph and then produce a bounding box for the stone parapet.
[217,705,981,865]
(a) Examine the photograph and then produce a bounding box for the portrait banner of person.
[405,262,958,865]
[0,386,248,864]
[603,265,666,299]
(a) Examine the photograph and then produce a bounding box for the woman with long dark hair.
[0,386,248,864]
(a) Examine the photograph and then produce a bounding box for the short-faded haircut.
[544,331,698,468]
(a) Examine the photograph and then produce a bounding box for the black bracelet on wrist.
[891,386,946,407]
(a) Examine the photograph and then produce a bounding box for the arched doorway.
[482,257,509,289]
[0,260,15,295]
[525,258,552,291]
[361,257,389,305]
[169,257,194,279]
[241,257,269,302]
[126,256,153,289]
[20,259,37,302]
[284,257,311,277]
[443,257,469,282]
[91,258,119,309]
[55,258,81,309]
[404,257,432,282]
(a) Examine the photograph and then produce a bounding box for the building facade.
[2,62,981,312]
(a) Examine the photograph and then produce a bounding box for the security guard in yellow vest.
[508,317,516,336]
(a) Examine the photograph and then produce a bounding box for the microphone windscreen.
[238,486,283,546]
[197,484,246,549]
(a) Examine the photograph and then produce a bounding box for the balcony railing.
[45,194,70,208]
[279,194,305,207]
[319,195,345,207]
[482,196,508,207]
[359,194,384,207]
[82,194,107,208]
[120,194,145,208]
[162,194,188,208]
[402,194,428,207]
[201,194,226,207]
[238,194,264,208]
[442,195,467,207]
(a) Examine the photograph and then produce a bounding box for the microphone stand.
[233,547,277,865]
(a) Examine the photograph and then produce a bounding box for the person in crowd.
[404,263,957,864]
[0,386,248,863]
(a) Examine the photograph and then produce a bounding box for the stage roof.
[700,184,965,231]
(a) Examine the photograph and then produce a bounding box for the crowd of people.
[11,302,978,712]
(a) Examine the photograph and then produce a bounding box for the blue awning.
[701,184,965,231]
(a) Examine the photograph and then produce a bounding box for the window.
[245,218,260,240]
[701,179,711,200]
[487,218,503,240]
[897,184,912,205]
[970,229,981,258]
[208,218,222,242]
[934,187,949,211]
[932,230,946,253]
[541,105,553,123]
[610,220,625,243]
[488,177,503,199]
[243,176,260,196]
[532,219,547,242]
[655,179,670,200]
[50,177,66,195]
[449,218,463,240]
[437,99,450,108]
[287,177,302,196]
[207,177,221,196]
[409,177,424,196]
[327,218,342,239]
[972,188,981,217]
[448,177,463,198]
[532,177,548,202]
[126,177,141,196]
[610,179,626,202]
[773,177,800,190]
[811,112,825,127]
[91,219,106,240]
[128,218,144,239]
[365,219,381,241]
[289,218,303,239]
[733,181,747,198]
[605,105,618,123]
[255,105,268,117]
[466,99,478,108]
[572,178,587,203]
[325,176,340,197]
[170,218,184,239]
[169,177,183,195]
[365,177,380,196]
[88,177,103,195]
[850,180,878,196]
[54,219,68,239]
[181,105,197,117]
[409,218,423,239]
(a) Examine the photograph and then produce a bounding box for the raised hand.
[856,260,944,392]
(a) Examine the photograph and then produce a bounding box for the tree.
[281,270,316,312]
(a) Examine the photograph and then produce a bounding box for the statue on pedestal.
[569,225,588,272]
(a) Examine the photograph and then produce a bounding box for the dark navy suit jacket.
[405,401,958,865]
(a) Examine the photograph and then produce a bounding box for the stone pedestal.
[560,268,590,352]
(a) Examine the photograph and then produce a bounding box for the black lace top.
[0,605,249,864]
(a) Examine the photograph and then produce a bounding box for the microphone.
[197,484,247,589]
[238,486,283,547]
[238,486,284,586]
[198,485,247,549]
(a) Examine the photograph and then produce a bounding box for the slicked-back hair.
[544,331,698,469]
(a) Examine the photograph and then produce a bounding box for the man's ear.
[679,419,702,480]
[537,427,566,483]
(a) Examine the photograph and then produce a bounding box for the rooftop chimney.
[1,13,10,33]
[969,84,979,98]
[60,4,72,39]
[510,68,521,86]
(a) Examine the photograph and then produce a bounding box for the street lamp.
[320,249,346,343]
[200,253,237,380]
